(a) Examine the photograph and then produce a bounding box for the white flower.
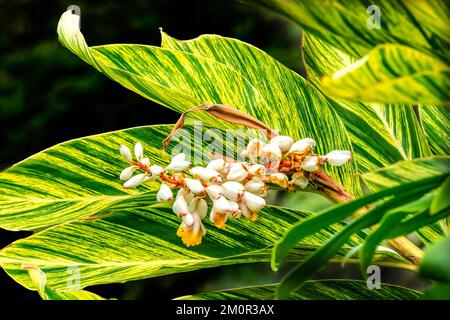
[119,144,133,162]
[222,181,245,201]
[190,167,222,183]
[242,192,266,212]
[149,165,163,176]
[177,187,194,204]
[189,197,208,220]
[239,201,258,221]
[184,178,206,195]
[226,163,248,182]
[157,183,173,201]
[248,164,266,179]
[206,159,227,173]
[244,180,267,196]
[270,136,293,153]
[166,153,190,172]
[326,150,352,166]
[288,138,316,154]
[270,172,289,188]
[291,172,309,188]
[134,142,144,161]
[206,184,225,200]
[140,157,150,167]
[302,156,320,172]
[213,195,234,213]
[261,143,282,162]
[123,173,146,188]
[209,205,228,229]
[228,200,241,218]
[120,166,136,181]
[143,175,158,182]
[246,139,265,159]
[182,212,194,227]
[173,194,189,217]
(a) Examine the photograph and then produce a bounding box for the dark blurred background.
[0,0,307,300]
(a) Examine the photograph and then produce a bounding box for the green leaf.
[320,44,450,106]
[421,105,450,155]
[249,0,449,60]
[1,206,370,292]
[423,283,450,300]
[176,280,421,300]
[24,265,105,300]
[419,236,450,283]
[56,9,359,195]
[303,33,432,173]
[431,176,450,215]
[0,125,174,231]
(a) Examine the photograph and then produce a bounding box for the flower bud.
[270,172,289,188]
[166,157,191,172]
[189,197,208,220]
[288,138,316,154]
[150,165,163,176]
[240,149,249,158]
[210,206,228,229]
[177,187,194,204]
[242,192,266,212]
[325,150,352,166]
[239,201,258,221]
[184,178,206,195]
[226,163,248,182]
[261,143,282,162]
[291,172,309,188]
[157,183,173,202]
[246,138,265,158]
[248,164,266,179]
[190,167,222,183]
[270,136,293,153]
[182,212,194,227]
[143,175,157,183]
[228,200,241,218]
[213,195,234,213]
[123,173,146,188]
[206,184,225,200]
[222,181,245,201]
[119,144,132,162]
[134,142,144,161]
[206,159,226,173]
[120,166,136,181]
[301,156,320,172]
[140,157,150,166]
[244,180,267,196]
[173,195,189,217]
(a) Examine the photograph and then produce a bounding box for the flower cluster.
[118,136,351,247]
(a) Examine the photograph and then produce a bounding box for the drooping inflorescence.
[118,136,352,247]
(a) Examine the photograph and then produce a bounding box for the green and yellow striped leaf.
[56,9,358,195]
[176,280,421,300]
[321,44,450,106]
[421,106,450,155]
[0,205,395,292]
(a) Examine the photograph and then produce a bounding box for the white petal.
[206,184,225,200]
[222,181,245,201]
[326,150,352,166]
[228,200,241,218]
[239,201,251,219]
[270,172,289,188]
[172,153,186,162]
[150,165,163,176]
[289,138,316,154]
[242,192,266,212]
[213,195,234,213]
[190,167,222,183]
[206,159,226,172]
[173,195,189,217]
[240,149,249,158]
[246,139,265,158]
[119,145,132,162]
[120,166,136,181]
[140,157,150,166]
[166,160,191,172]
[184,178,206,195]
[123,173,146,188]
[189,197,208,220]
[182,212,194,227]
[177,187,195,204]
[226,163,248,182]
[134,142,144,161]
[143,175,157,182]
[248,164,266,178]
[292,172,309,188]
[302,156,320,172]
[156,183,173,202]
[269,136,293,153]
[244,180,267,196]
[261,143,282,161]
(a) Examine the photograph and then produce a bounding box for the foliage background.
[0,0,307,300]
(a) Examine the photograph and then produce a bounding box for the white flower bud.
[239,201,258,221]
[326,150,352,166]
[166,160,190,172]
[270,172,289,188]
[120,166,136,181]
[222,181,245,201]
[302,156,320,172]
[119,144,132,162]
[206,159,226,173]
[246,139,265,158]
[269,136,293,153]
[177,187,195,204]
[206,184,225,200]
[209,206,228,227]
[123,173,146,189]
[226,163,248,182]
[173,195,189,217]
[244,180,267,196]
[242,192,266,212]
[248,164,266,178]
[228,200,241,218]
[288,138,316,154]
[143,175,157,182]
[291,172,309,188]
[190,167,222,183]
[157,183,173,202]
[240,149,249,158]
[172,153,186,162]
[140,157,150,166]
[213,195,234,213]
[261,143,282,162]
[134,142,144,161]
[149,165,163,176]
[184,178,206,195]
[182,212,194,227]
[189,197,208,220]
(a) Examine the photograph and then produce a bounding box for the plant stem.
[311,170,424,265]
